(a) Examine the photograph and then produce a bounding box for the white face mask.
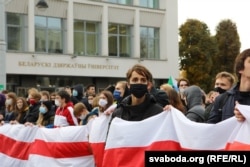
[179,88,185,93]
[55,99,61,107]
[88,100,93,105]
[98,99,108,107]
[79,114,87,120]
[5,99,12,106]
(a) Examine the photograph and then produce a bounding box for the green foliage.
[179,19,217,92]
[214,19,241,75]
[178,19,241,92]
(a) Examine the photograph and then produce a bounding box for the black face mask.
[214,87,227,94]
[50,100,55,106]
[129,84,148,98]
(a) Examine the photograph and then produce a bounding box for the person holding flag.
[111,64,164,121]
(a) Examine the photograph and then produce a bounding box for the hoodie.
[183,85,205,122]
[72,84,84,101]
[72,84,92,111]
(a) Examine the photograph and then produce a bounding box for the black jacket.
[149,87,169,107]
[112,93,163,121]
[207,83,250,123]
[72,84,92,111]
[24,102,41,123]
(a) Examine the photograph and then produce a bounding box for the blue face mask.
[39,106,47,114]
[113,90,121,101]
[72,90,78,97]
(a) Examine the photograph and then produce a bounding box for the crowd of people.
[0,48,250,129]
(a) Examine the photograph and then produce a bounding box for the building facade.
[1,0,179,96]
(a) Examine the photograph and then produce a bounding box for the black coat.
[24,102,41,123]
[207,83,250,123]
[149,87,169,107]
[112,93,163,121]
[4,111,16,122]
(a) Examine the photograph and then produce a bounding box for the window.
[107,0,132,5]
[109,24,131,57]
[7,13,26,51]
[74,21,99,56]
[140,27,159,59]
[139,0,159,8]
[35,16,63,53]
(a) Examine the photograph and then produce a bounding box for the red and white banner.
[0,104,250,167]
[89,115,112,167]
[0,124,38,166]
[0,125,94,167]
[102,104,250,167]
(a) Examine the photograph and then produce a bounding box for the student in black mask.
[211,49,250,123]
[204,71,235,122]
[111,64,163,121]
[214,71,235,93]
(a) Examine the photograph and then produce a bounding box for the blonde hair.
[29,88,41,101]
[160,83,173,95]
[36,113,44,126]
[215,71,235,86]
[40,90,50,100]
[92,94,100,108]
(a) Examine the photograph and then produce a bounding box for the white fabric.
[0,104,250,167]
[105,104,249,150]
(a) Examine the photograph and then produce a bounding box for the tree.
[214,19,241,75]
[179,19,217,92]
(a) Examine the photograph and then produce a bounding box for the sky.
[178,0,249,52]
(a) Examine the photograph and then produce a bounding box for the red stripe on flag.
[225,141,250,150]
[0,134,31,160]
[103,140,184,167]
[90,142,105,167]
[30,139,93,158]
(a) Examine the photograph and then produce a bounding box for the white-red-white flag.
[0,125,95,167]
[0,124,38,166]
[102,104,250,167]
[89,114,112,167]
[1,104,250,167]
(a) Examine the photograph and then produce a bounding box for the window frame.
[35,16,64,54]
[73,20,100,56]
[6,13,27,52]
[140,26,160,59]
[108,23,131,58]
[107,0,132,5]
[139,0,159,9]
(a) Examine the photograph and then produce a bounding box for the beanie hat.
[42,101,52,111]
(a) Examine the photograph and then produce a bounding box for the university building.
[1,0,179,96]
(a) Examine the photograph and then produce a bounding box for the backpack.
[204,92,229,122]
